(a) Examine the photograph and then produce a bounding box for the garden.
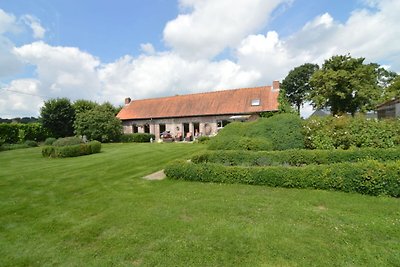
[0,143,399,266]
[166,114,400,197]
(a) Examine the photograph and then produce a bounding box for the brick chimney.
[272,80,280,91]
[124,97,131,105]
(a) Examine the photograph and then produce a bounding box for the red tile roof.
[117,85,279,120]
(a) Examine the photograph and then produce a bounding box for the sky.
[0,0,399,118]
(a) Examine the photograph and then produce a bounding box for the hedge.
[165,160,400,197]
[208,136,273,151]
[207,114,304,151]
[120,133,156,143]
[191,148,400,166]
[304,116,400,149]
[42,141,101,158]
[0,123,50,144]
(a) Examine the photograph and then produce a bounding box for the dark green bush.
[191,148,400,166]
[165,160,400,197]
[44,137,57,146]
[0,123,50,144]
[208,136,273,151]
[304,116,400,149]
[52,136,83,146]
[0,123,20,143]
[24,140,38,147]
[208,114,304,151]
[42,141,101,158]
[121,133,155,143]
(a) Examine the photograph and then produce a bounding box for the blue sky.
[0,0,399,118]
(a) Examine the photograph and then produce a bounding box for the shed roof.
[117,85,279,120]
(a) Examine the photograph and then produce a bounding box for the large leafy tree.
[74,105,122,143]
[72,99,98,115]
[309,54,381,115]
[40,98,75,138]
[281,63,319,113]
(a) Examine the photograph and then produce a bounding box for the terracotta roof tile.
[117,85,279,120]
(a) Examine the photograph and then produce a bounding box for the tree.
[74,105,122,142]
[281,63,319,113]
[382,74,400,100]
[40,98,75,138]
[72,99,98,115]
[309,54,381,116]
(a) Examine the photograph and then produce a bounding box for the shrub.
[0,123,20,144]
[52,136,84,146]
[121,133,155,143]
[42,141,101,158]
[208,114,304,151]
[191,148,400,166]
[208,136,273,151]
[165,160,400,197]
[304,116,400,149]
[250,114,305,150]
[44,137,57,146]
[24,140,38,147]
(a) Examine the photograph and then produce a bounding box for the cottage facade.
[117,82,280,140]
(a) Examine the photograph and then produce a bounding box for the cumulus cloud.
[98,52,260,104]
[14,41,101,100]
[163,0,287,59]
[21,15,46,39]
[0,79,43,117]
[0,8,18,34]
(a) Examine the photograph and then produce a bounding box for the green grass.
[1,143,399,266]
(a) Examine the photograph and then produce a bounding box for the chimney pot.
[125,97,131,105]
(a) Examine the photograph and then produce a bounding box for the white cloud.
[98,52,260,104]
[21,15,46,39]
[14,41,101,100]
[0,9,18,34]
[0,79,43,117]
[140,43,156,55]
[163,0,287,59]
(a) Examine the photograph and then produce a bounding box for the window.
[159,124,166,133]
[132,124,138,133]
[217,120,231,128]
[251,99,260,106]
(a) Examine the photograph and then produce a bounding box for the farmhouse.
[117,81,280,140]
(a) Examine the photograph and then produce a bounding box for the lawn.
[0,143,399,266]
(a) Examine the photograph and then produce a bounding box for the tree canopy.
[281,63,319,113]
[40,98,75,138]
[74,105,122,143]
[309,54,382,115]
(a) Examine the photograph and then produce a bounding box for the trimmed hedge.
[208,136,273,151]
[120,133,156,143]
[207,114,304,151]
[42,141,101,158]
[0,123,50,144]
[52,136,84,146]
[165,160,400,197]
[191,148,400,166]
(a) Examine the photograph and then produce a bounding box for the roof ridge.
[131,85,271,102]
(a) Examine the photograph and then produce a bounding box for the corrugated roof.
[117,85,279,120]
